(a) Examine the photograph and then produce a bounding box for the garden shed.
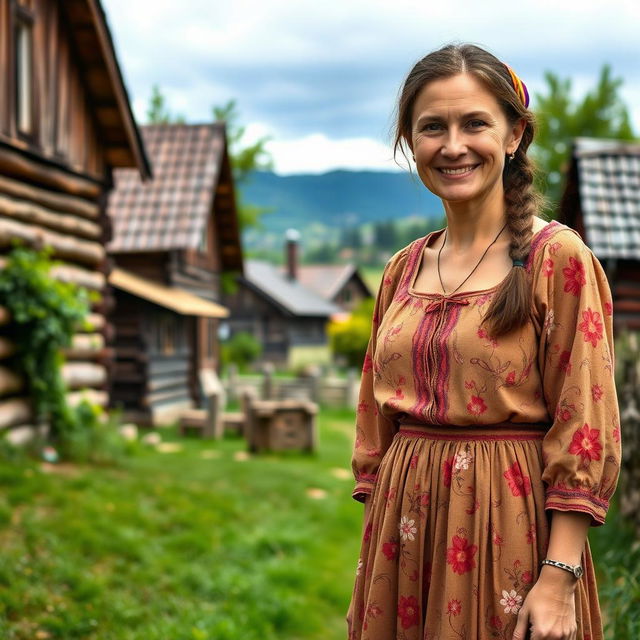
[0,0,149,442]
[106,123,242,425]
[558,137,640,330]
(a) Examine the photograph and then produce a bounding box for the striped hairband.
[503,63,530,108]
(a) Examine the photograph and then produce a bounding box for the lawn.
[0,408,637,639]
[0,409,361,640]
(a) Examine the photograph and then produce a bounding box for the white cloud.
[102,0,640,173]
[265,133,403,174]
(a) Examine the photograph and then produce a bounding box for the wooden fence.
[223,364,360,408]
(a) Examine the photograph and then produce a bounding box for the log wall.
[0,0,106,178]
[0,0,114,439]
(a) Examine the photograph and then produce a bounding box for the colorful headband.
[503,63,530,109]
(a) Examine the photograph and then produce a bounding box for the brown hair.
[393,43,544,336]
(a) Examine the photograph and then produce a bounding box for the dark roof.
[64,1,151,177]
[107,124,226,253]
[282,264,373,300]
[244,260,342,317]
[561,137,640,260]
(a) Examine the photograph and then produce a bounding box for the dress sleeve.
[351,246,408,503]
[531,227,621,526]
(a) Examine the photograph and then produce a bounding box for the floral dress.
[346,220,621,640]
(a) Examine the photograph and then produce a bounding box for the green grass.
[0,408,637,639]
[0,409,361,640]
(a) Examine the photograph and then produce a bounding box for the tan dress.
[346,221,621,640]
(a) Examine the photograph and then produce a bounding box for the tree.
[532,64,635,214]
[213,100,274,232]
[146,84,185,125]
[327,297,375,368]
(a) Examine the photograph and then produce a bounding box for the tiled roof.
[107,123,224,252]
[285,264,355,299]
[571,137,640,260]
[244,260,342,317]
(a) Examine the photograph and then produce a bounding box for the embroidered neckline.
[406,220,563,299]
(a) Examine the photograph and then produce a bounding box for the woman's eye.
[422,123,442,132]
[468,120,486,128]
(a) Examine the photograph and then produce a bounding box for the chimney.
[285,228,300,280]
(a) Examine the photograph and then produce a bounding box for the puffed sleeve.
[531,226,621,526]
[351,246,409,503]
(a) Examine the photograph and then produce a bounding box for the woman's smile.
[437,163,482,178]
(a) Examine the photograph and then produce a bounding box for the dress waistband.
[397,422,549,441]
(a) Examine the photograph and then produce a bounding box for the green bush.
[221,331,263,372]
[327,297,374,368]
[0,245,129,464]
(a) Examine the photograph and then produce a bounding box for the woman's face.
[410,72,525,207]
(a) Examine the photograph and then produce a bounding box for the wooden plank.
[0,256,105,291]
[61,361,107,389]
[0,144,102,197]
[67,388,108,408]
[0,192,101,239]
[0,216,105,265]
[0,336,16,359]
[0,397,32,430]
[0,366,23,396]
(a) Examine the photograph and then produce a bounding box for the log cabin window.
[13,3,34,136]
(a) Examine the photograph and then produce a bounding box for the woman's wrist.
[537,564,579,592]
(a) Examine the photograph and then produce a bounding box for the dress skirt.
[346,423,604,640]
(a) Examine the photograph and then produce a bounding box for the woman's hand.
[512,565,578,640]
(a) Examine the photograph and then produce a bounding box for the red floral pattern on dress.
[447,599,462,616]
[397,595,420,629]
[563,256,586,296]
[557,350,572,374]
[443,456,454,488]
[568,423,603,464]
[591,384,603,402]
[446,535,478,575]
[357,401,368,414]
[542,258,554,277]
[503,461,532,497]
[361,352,372,373]
[466,395,487,415]
[604,301,613,316]
[490,615,503,630]
[578,307,604,347]
[381,539,399,561]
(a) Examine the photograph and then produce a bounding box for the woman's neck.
[441,185,507,252]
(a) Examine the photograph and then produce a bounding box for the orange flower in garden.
[578,308,604,347]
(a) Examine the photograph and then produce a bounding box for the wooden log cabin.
[0,0,150,442]
[106,123,242,425]
[224,232,342,368]
[558,137,640,332]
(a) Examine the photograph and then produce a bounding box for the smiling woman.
[346,43,621,640]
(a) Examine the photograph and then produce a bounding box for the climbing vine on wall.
[0,245,94,444]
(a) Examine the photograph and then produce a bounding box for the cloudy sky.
[102,0,639,174]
